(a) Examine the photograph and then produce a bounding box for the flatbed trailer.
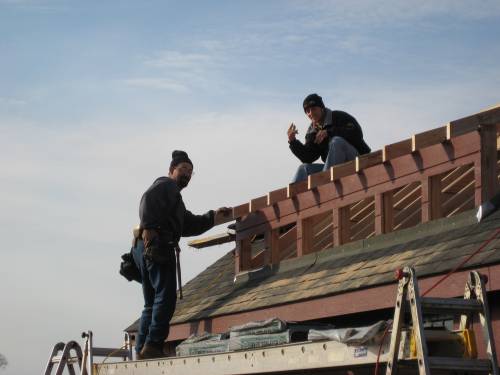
[95,336,393,375]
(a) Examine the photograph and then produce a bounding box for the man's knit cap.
[170,150,193,168]
[303,93,325,112]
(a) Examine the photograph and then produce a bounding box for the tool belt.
[132,226,183,299]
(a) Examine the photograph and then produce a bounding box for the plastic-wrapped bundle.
[176,332,229,356]
[308,320,388,345]
[229,317,287,337]
[228,330,291,351]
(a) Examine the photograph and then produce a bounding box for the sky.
[0,0,499,374]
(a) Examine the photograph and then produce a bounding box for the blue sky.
[1,1,499,374]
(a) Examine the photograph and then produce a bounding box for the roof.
[126,206,500,332]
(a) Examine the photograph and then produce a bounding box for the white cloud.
[235,0,500,62]
[145,50,218,69]
[335,35,379,55]
[123,77,190,92]
[0,96,26,106]
[291,0,500,27]
[125,45,231,93]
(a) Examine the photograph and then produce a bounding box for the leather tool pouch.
[119,248,141,283]
[144,236,176,265]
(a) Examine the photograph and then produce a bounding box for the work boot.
[135,351,144,360]
[139,342,164,359]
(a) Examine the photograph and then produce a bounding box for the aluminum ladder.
[44,331,132,375]
[386,267,499,375]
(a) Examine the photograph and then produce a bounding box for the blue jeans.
[292,136,359,183]
[132,239,177,353]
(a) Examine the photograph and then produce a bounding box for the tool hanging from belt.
[175,245,183,299]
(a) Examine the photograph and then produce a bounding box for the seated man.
[288,93,371,182]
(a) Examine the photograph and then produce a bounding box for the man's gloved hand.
[214,207,232,225]
[142,229,159,248]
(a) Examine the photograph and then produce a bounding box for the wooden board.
[233,203,250,218]
[308,169,330,189]
[350,197,375,222]
[412,126,447,152]
[287,180,308,198]
[250,195,268,212]
[393,182,421,211]
[188,232,235,249]
[441,165,473,191]
[331,160,356,180]
[446,103,500,138]
[442,180,475,217]
[375,192,393,234]
[393,196,421,231]
[421,174,442,222]
[383,139,412,162]
[333,206,350,246]
[235,238,252,273]
[477,123,499,204]
[356,150,383,172]
[267,187,288,205]
[442,167,474,194]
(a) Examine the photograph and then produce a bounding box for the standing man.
[132,150,230,359]
[288,93,371,182]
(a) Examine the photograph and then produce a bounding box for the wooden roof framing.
[223,104,500,221]
[189,104,500,250]
[233,127,493,262]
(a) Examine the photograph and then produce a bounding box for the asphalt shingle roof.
[125,106,500,333]
[126,207,500,332]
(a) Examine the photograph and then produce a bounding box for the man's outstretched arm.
[182,207,232,237]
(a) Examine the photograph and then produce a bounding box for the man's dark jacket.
[289,109,371,164]
[139,176,214,242]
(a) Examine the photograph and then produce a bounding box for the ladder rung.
[92,347,130,357]
[428,357,491,371]
[399,358,491,372]
[420,297,482,314]
[50,356,80,364]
